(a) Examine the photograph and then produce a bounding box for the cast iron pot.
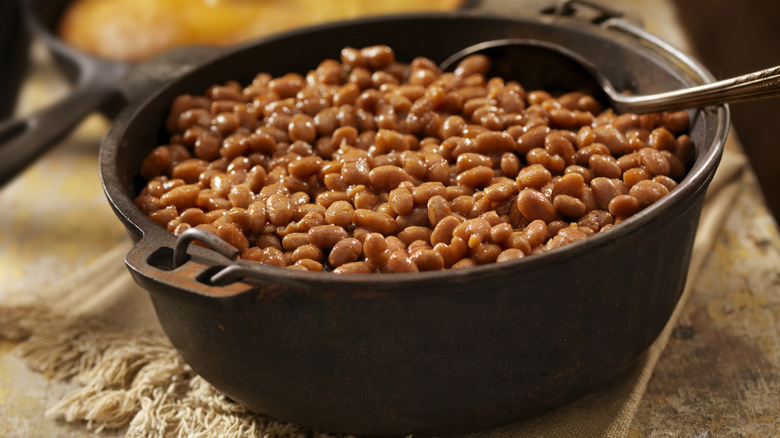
[100,8,728,437]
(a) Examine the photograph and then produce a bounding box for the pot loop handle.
[541,0,642,26]
[542,0,707,86]
[172,228,283,286]
[173,227,240,269]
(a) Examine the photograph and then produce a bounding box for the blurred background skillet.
[0,0,30,120]
[0,0,466,187]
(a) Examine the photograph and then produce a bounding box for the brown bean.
[387,250,419,273]
[455,153,492,173]
[363,233,391,267]
[433,237,467,268]
[593,124,629,155]
[374,128,410,153]
[396,226,430,247]
[328,238,363,267]
[369,165,410,191]
[291,245,324,264]
[577,210,614,233]
[289,258,324,272]
[548,107,577,129]
[516,188,557,223]
[428,215,459,246]
[426,195,451,227]
[425,153,451,184]
[653,175,678,192]
[340,157,371,186]
[623,167,651,188]
[496,248,525,263]
[307,224,348,249]
[489,223,513,246]
[551,172,585,199]
[323,200,354,228]
[662,111,690,135]
[353,209,397,235]
[228,183,254,209]
[574,143,610,167]
[411,248,445,271]
[269,73,305,99]
[266,193,295,226]
[474,131,515,154]
[588,154,622,179]
[498,152,521,178]
[221,207,251,232]
[629,179,670,208]
[245,247,286,267]
[648,127,677,152]
[160,184,199,210]
[521,219,546,248]
[545,225,589,250]
[316,190,351,208]
[333,261,373,274]
[661,150,686,181]
[288,156,322,179]
[455,166,494,188]
[590,177,628,211]
[135,195,161,215]
[516,126,550,154]
[453,218,492,249]
[388,186,414,216]
[451,258,477,269]
[395,205,430,229]
[553,194,587,219]
[148,205,177,228]
[412,182,447,205]
[526,148,565,174]
[216,222,249,253]
[172,159,208,184]
[608,194,640,218]
[545,131,576,165]
[515,163,551,190]
[612,113,640,133]
[454,54,490,77]
[483,180,516,203]
[504,231,531,253]
[471,243,502,265]
[638,147,671,176]
[281,232,309,251]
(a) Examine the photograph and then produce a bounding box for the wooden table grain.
[630,164,780,437]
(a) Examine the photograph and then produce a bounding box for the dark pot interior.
[100,11,728,437]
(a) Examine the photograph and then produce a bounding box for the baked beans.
[136,45,693,273]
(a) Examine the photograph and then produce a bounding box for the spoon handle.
[617,65,780,113]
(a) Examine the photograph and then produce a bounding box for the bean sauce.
[135,45,693,273]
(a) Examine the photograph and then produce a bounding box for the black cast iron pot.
[100,8,728,437]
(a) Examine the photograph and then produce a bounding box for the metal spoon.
[439,38,780,114]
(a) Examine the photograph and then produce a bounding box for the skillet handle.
[0,82,118,186]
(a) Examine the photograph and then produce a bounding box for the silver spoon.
[439,38,780,114]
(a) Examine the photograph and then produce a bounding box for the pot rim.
[100,10,729,292]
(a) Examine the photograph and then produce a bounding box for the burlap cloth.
[0,134,748,437]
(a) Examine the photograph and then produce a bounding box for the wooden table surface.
[1,1,778,437]
[630,159,780,437]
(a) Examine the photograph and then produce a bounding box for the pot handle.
[124,229,262,311]
[542,1,714,84]
[541,0,641,26]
